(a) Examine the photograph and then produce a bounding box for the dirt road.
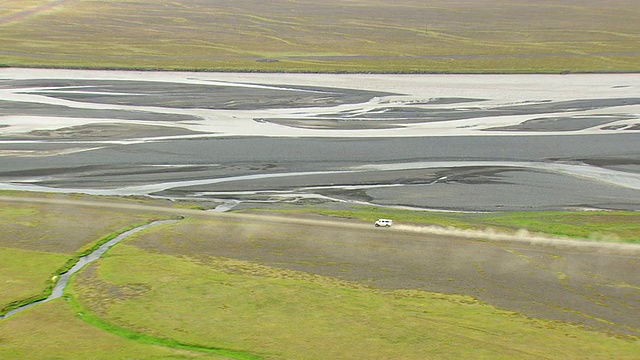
[2,194,640,336]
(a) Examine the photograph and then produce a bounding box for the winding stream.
[0,219,177,320]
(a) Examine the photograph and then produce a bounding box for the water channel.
[0,219,177,320]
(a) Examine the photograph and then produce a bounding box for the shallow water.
[0,70,638,211]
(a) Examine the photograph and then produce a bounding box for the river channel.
[1,69,639,212]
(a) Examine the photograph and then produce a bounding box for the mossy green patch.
[0,298,221,359]
[0,247,67,311]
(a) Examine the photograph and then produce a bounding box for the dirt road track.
[3,194,640,335]
[1,195,638,255]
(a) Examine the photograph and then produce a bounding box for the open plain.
[0,0,639,72]
[1,1,640,357]
[0,69,639,358]
[0,195,639,359]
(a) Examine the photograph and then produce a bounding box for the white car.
[374,219,393,227]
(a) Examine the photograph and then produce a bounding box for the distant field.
[0,0,638,72]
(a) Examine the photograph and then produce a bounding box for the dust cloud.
[393,224,640,254]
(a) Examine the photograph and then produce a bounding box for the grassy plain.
[1,194,639,358]
[66,242,640,359]
[0,0,638,72]
[0,247,67,309]
[0,299,220,359]
[243,206,640,243]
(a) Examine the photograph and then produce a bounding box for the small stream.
[0,219,177,320]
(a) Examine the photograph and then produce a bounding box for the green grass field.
[0,299,219,359]
[1,0,638,72]
[64,242,640,359]
[1,195,639,358]
[0,247,67,309]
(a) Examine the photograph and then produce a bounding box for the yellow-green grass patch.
[0,298,222,359]
[67,244,640,359]
[0,0,637,72]
[0,247,67,311]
